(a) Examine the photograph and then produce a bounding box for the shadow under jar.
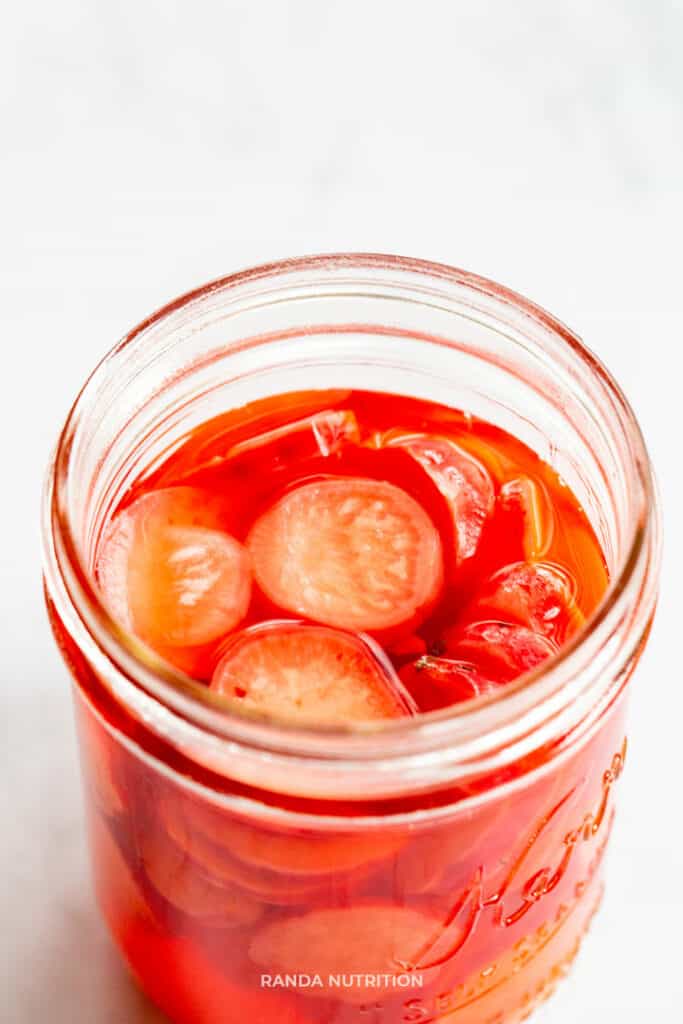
[43,255,661,1024]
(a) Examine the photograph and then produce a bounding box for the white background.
[1,2,681,1021]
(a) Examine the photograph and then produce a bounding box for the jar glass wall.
[43,255,660,1024]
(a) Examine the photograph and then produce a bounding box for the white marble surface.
[1,2,682,1021]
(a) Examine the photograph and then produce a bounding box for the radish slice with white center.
[387,434,494,563]
[246,477,443,632]
[211,621,417,725]
[97,487,252,649]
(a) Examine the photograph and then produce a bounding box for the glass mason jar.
[42,254,661,1024]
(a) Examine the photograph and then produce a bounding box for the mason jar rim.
[42,253,661,807]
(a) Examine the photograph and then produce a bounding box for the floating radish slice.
[157,793,331,904]
[160,791,403,879]
[449,621,558,683]
[247,477,443,632]
[211,622,417,725]
[158,798,355,906]
[474,560,583,643]
[139,825,262,925]
[127,525,251,647]
[386,434,494,563]
[395,829,473,894]
[97,487,252,649]
[166,831,326,906]
[250,905,452,1003]
[218,824,401,878]
[395,804,508,898]
[500,475,554,559]
[399,656,498,711]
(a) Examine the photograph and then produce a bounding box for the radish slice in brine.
[447,620,558,682]
[246,477,443,632]
[211,621,417,725]
[97,487,252,649]
[139,825,263,925]
[249,904,460,1003]
[386,434,494,563]
[500,475,554,559]
[399,656,498,711]
[158,789,403,883]
[474,560,583,643]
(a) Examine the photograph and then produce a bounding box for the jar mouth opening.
[43,252,661,772]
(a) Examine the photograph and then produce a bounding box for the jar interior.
[47,257,656,801]
[66,272,633,585]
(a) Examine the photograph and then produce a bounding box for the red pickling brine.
[95,391,606,698]
[43,257,660,1024]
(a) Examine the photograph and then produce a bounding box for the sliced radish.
[474,560,583,643]
[127,524,251,648]
[139,825,262,925]
[395,808,505,897]
[500,475,554,559]
[386,434,494,563]
[160,791,402,879]
[448,621,558,683]
[157,794,388,905]
[399,656,498,711]
[97,487,252,650]
[249,905,450,1003]
[246,477,443,632]
[211,622,416,725]
[164,831,327,906]
[158,796,322,905]
[218,824,400,879]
